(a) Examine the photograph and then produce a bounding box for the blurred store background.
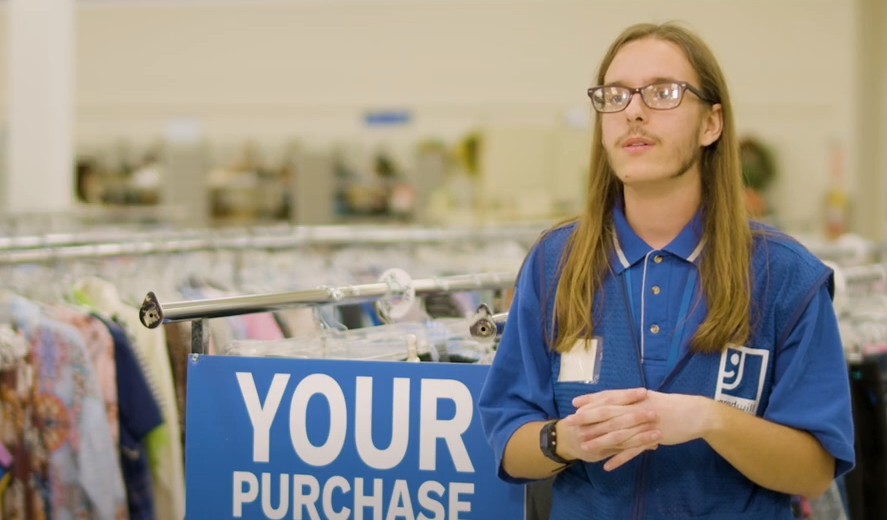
[0,0,882,240]
[0,3,885,520]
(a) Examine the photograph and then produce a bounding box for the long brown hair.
[551,22,752,355]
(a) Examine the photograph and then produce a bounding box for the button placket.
[643,252,668,361]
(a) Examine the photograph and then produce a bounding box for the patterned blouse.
[3,297,127,520]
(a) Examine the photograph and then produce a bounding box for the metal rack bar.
[0,224,546,265]
[140,283,390,327]
[138,272,516,355]
[842,263,887,284]
[141,272,515,327]
[0,222,548,252]
[0,238,214,265]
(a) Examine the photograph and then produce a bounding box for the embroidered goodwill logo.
[714,345,770,415]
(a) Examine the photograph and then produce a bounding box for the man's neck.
[622,172,702,250]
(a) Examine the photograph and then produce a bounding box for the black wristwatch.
[540,420,574,465]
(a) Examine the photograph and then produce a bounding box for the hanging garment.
[844,358,887,520]
[273,308,320,338]
[7,296,128,520]
[0,359,48,520]
[790,496,804,518]
[241,313,285,341]
[43,305,121,445]
[74,278,186,520]
[98,314,164,520]
[163,320,220,448]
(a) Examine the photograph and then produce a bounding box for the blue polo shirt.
[611,203,706,389]
[611,206,853,478]
[478,208,855,493]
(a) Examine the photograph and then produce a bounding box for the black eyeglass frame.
[587,82,717,113]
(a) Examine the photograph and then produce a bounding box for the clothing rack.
[842,263,887,285]
[0,224,545,266]
[0,224,527,355]
[139,271,517,355]
[466,262,887,343]
[0,222,547,253]
[806,240,887,263]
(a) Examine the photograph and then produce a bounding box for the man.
[478,22,854,519]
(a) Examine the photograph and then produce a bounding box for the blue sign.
[363,110,413,127]
[185,355,526,520]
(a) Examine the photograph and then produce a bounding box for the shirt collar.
[610,201,706,275]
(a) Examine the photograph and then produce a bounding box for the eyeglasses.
[587,82,715,113]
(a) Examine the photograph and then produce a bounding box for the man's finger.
[570,404,633,427]
[581,423,660,454]
[576,409,659,441]
[572,388,647,409]
[563,404,621,428]
[603,444,656,472]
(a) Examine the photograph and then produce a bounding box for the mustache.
[618,129,658,146]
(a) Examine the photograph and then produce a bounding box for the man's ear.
[700,104,723,147]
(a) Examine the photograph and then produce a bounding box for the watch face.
[540,422,555,451]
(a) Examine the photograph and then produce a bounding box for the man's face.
[601,38,717,188]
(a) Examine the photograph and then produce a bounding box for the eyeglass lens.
[591,83,684,112]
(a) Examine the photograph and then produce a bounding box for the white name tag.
[558,337,603,384]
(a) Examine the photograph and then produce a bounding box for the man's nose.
[623,92,647,121]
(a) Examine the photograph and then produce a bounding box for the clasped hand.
[557,388,708,471]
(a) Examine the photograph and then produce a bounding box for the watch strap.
[541,420,573,465]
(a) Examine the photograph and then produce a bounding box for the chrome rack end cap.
[139,291,165,329]
[472,303,493,320]
[469,318,497,340]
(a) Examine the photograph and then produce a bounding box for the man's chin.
[616,170,670,187]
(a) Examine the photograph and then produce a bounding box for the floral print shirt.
[6,297,127,520]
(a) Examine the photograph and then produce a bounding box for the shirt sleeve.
[763,282,855,478]
[477,244,558,483]
[111,321,164,443]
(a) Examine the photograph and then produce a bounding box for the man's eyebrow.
[603,76,682,87]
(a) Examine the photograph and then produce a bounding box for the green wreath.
[739,137,777,191]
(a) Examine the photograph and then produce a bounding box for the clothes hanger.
[223,304,503,364]
[224,325,427,362]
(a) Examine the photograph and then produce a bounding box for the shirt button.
[651,286,661,295]
[650,324,660,334]
[654,255,663,264]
